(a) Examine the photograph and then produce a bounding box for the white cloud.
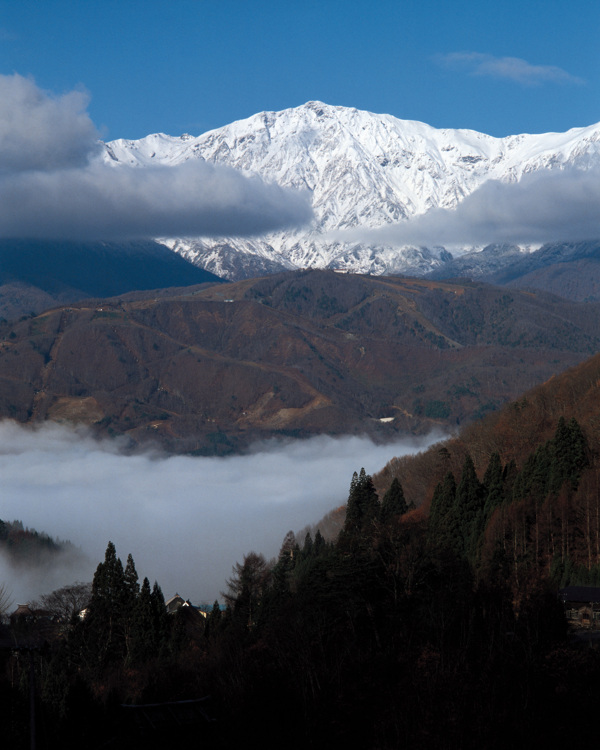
[437,52,584,86]
[0,73,100,173]
[0,73,313,240]
[338,168,600,249]
[0,421,441,604]
[0,158,313,240]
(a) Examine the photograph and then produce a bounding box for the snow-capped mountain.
[103,102,600,279]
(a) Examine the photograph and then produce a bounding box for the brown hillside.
[1,270,599,454]
[376,350,600,510]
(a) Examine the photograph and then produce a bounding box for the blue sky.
[1,0,597,141]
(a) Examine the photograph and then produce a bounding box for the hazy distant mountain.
[0,239,223,320]
[425,240,600,301]
[3,269,600,454]
[104,102,600,280]
[489,241,600,301]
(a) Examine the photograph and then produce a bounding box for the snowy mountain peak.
[103,103,600,279]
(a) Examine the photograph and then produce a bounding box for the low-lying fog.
[0,420,441,606]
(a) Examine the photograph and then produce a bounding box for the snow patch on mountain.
[103,102,600,279]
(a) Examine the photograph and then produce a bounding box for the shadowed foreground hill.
[377,348,600,505]
[0,238,223,320]
[6,363,600,747]
[7,334,600,747]
[1,269,600,453]
[374,347,600,597]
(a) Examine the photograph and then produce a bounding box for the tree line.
[2,416,600,748]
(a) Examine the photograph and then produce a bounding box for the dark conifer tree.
[428,471,457,550]
[224,552,271,628]
[566,417,589,486]
[123,553,140,601]
[512,452,538,502]
[502,458,518,495]
[314,529,326,555]
[130,577,154,663]
[85,541,129,669]
[272,531,297,596]
[150,581,169,651]
[551,416,571,491]
[454,453,484,561]
[204,598,223,641]
[301,531,314,560]
[380,477,408,523]
[122,552,140,659]
[342,467,379,544]
[208,599,222,631]
[278,530,297,560]
[532,445,552,496]
[550,416,589,492]
[482,452,504,515]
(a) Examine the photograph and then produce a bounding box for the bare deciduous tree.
[32,581,92,622]
[0,582,13,620]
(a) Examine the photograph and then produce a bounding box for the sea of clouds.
[0,420,442,606]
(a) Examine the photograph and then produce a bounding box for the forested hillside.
[0,239,223,320]
[1,270,599,453]
[0,518,77,566]
[5,350,600,747]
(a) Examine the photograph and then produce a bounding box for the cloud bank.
[0,159,314,240]
[339,168,600,249]
[0,73,312,240]
[437,52,584,86]
[0,74,100,173]
[0,421,440,605]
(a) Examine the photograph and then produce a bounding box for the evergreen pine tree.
[482,452,504,516]
[314,529,326,555]
[86,541,129,668]
[550,417,589,492]
[512,452,537,502]
[380,477,408,523]
[272,531,297,595]
[124,553,140,601]
[428,471,457,550]
[204,598,223,641]
[342,467,379,543]
[122,552,140,661]
[301,532,313,560]
[208,599,222,631]
[150,581,169,651]
[566,417,589,486]
[224,552,271,628]
[454,454,484,561]
[130,577,154,663]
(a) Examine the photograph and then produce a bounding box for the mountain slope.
[104,102,600,279]
[2,270,599,453]
[0,239,223,320]
[375,336,600,587]
[426,240,600,301]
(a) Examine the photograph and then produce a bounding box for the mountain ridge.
[2,269,599,454]
[0,239,224,320]
[103,102,600,280]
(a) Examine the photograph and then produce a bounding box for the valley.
[3,7,600,746]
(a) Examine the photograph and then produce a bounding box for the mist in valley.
[0,420,441,607]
